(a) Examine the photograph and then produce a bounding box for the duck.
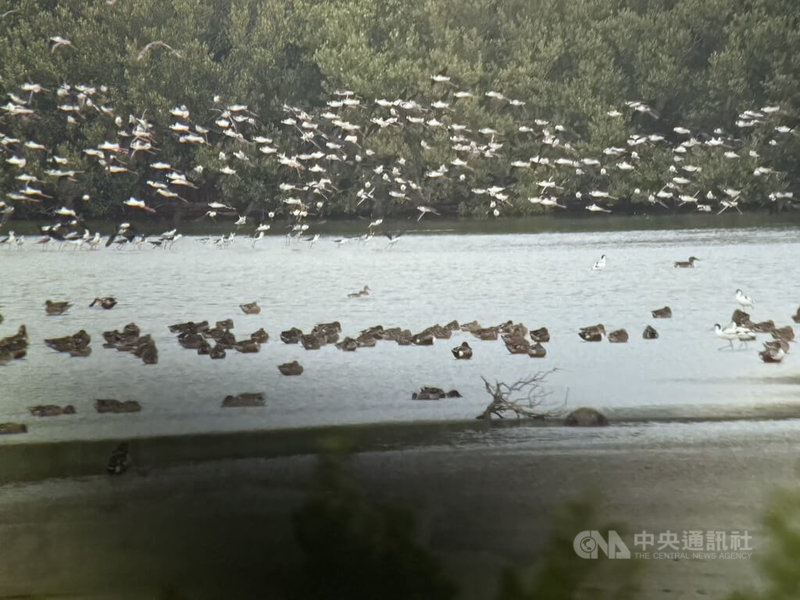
[608,328,629,343]
[280,327,303,344]
[527,342,547,358]
[89,296,117,309]
[530,327,550,343]
[169,320,209,335]
[771,325,795,343]
[503,335,530,354]
[209,344,226,359]
[336,337,359,351]
[451,341,473,359]
[239,301,260,315]
[759,343,786,363]
[222,392,265,407]
[278,360,303,376]
[250,328,269,343]
[347,285,371,298]
[44,330,91,355]
[674,256,700,268]
[642,325,659,339]
[792,307,800,324]
[216,318,234,330]
[412,333,434,346]
[300,333,322,350]
[579,324,605,342]
[29,404,76,417]
[0,325,29,358]
[750,320,775,333]
[473,327,499,341]
[178,331,205,349]
[234,339,260,353]
[731,309,753,327]
[651,306,672,319]
[45,300,72,315]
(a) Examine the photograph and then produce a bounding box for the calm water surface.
[1,220,799,443]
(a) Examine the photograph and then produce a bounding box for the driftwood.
[477,369,565,420]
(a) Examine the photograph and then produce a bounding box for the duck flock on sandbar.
[1,256,797,435]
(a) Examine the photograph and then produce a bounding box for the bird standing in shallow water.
[735,289,755,310]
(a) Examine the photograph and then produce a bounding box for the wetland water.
[1,216,799,444]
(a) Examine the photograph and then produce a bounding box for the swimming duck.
[239,302,260,315]
[771,325,795,343]
[750,320,775,333]
[731,309,754,328]
[96,400,141,414]
[300,333,322,350]
[168,320,209,335]
[29,404,76,417]
[89,296,117,309]
[643,325,659,339]
[759,343,786,363]
[473,327,499,341]
[608,328,629,343]
[452,341,473,359]
[311,322,341,344]
[674,256,699,268]
[45,330,91,355]
[412,333,434,346]
[503,335,531,355]
[0,422,27,435]
[792,307,800,324]
[0,325,29,358]
[45,300,72,315]
[347,285,370,298]
[579,324,605,342]
[222,392,265,407]
[278,360,303,376]
[460,320,482,333]
[336,337,359,351]
[216,318,234,330]
[651,306,672,319]
[527,342,547,358]
[250,328,269,343]
[209,344,226,359]
[178,331,205,349]
[411,387,462,400]
[357,334,379,347]
[530,327,550,343]
[234,339,260,353]
[280,327,303,344]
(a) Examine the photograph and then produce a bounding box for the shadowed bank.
[1,422,799,599]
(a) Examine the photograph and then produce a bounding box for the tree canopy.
[1,0,798,225]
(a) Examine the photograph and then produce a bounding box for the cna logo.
[573,530,631,559]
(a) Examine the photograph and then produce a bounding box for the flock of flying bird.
[1,43,799,247]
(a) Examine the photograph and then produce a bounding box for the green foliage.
[729,485,800,600]
[1,0,799,222]
[286,451,458,600]
[496,500,641,600]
